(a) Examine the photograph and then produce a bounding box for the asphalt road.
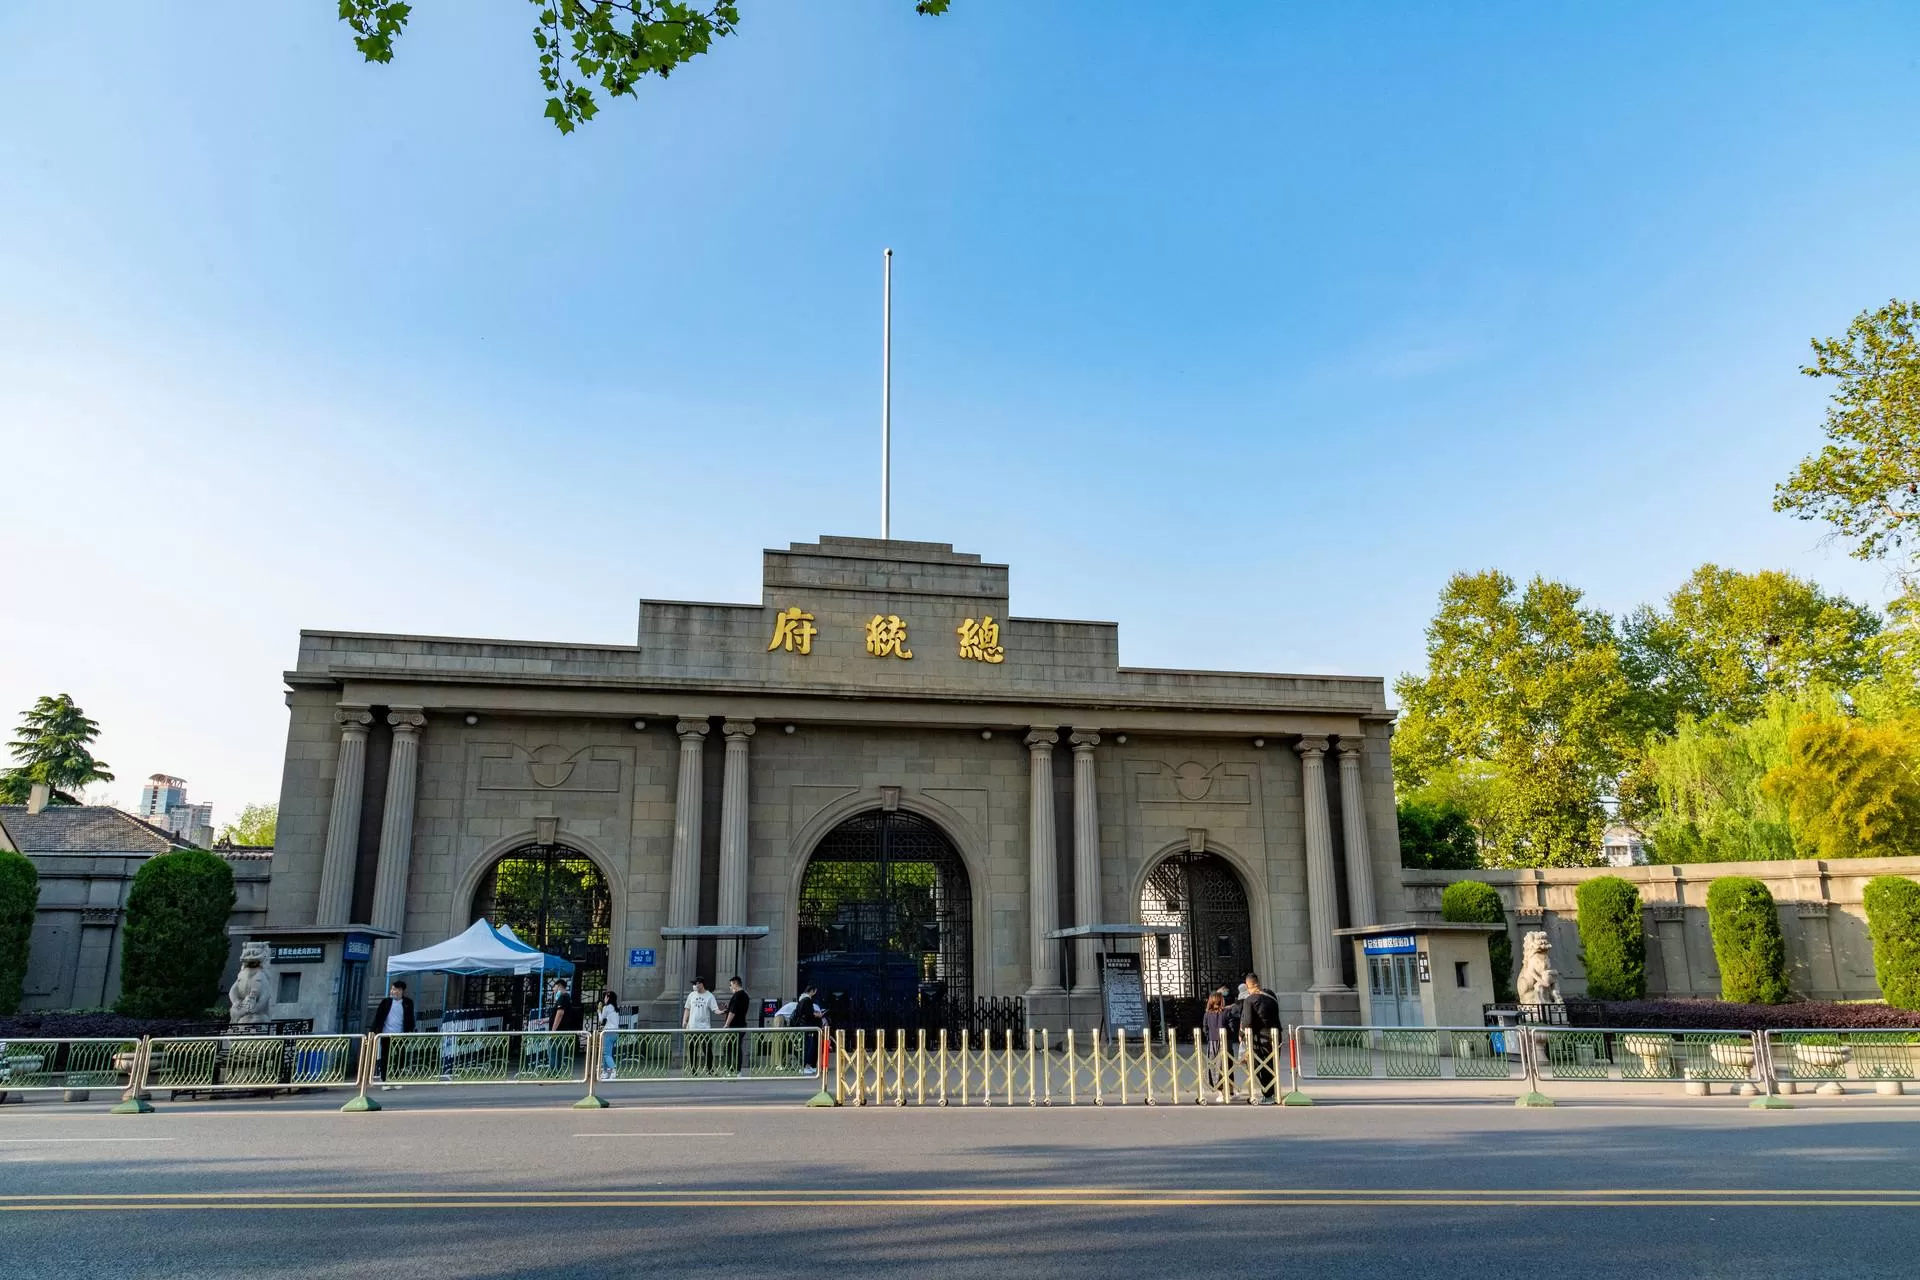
[3,1092,1918,1278]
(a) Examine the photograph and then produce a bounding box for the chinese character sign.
[956,615,1006,664]
[864,614,913,659]
[767,606,817,655]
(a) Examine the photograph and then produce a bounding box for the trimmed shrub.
[1589,999,1920,1031]
[1705,876,1789,1004]
[115,848,235,1018]
[1575,876,1646,1000]
[0,849,38,1014]
[1864,875,1920,1010]
[1441,879,1514,1000]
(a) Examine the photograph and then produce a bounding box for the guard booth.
[1335,923,1503,1028]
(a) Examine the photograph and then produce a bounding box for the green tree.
[1394,571,1636,867]
[1620,564,1881,730]
[341,0,951,134]
[217,803,278,848]
[115,849,236,1019]
[1863,875,1920,1009]
[1440,880,1514,1001]
[0,848,38,1015]
[1775,299,1920,564]
[1575,876,1645,1000]
[0,694,114,805]
[1626,693,1810,863]
[1396,799,1480,870]
[1760,713,1920,859]
[1705,876,1789,1003]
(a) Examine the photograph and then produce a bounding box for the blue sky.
[2,2,1917,822]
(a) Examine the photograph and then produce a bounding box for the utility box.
[1335,923,1504,1028]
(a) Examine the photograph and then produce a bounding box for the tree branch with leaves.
[340,0,950,134]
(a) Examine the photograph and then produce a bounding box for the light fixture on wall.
[464,714,479,726]
[1115,733,1128,745]
[1253,737,1266,748]
[784,724,796,734]
[633,720,647,731]
[980,729,993,740]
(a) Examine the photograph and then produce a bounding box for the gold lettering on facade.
[864,614,913,659]
[957,615,1006,664]
[767,606,817,655]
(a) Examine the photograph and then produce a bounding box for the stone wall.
[1403,858,1920,1002]
[21,853,271,1012]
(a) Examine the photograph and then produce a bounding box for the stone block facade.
[269,536,1402,1027]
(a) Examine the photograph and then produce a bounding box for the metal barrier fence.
[830,1028,1288,1105]
[1763,1028,1920,1095]
[604,1028,817,1081]
[0,1038,140,1099]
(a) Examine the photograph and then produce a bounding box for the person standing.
[683,978,722,1074]
[1202,991,1232,1102]
[791,985,825,1075]
[1237,972,1283,1104]
[598,990,622,1080]
[372,979,415,1090]
[721,976,752,1075]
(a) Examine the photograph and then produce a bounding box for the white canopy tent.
[385,917,575,981]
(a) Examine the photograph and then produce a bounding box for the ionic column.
[1024,728,1063,997]
[1336,738,1378,930]
[715,719,754,982]
[660,718,709,999]
[314,704,373,925]
[1069,729,1103,997]
[1296,735,1346,992]
[367,708,426,979]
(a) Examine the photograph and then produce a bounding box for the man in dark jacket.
[371,980,416,1089]
[1236,972,1283,1104]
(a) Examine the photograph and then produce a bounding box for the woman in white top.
[598,990,621,1079]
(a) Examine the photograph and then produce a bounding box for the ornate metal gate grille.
[467,845,611,1014]
[1140,852,1252,1010]
[797,811,974,1032]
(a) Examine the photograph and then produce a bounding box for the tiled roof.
[0,805,196,855]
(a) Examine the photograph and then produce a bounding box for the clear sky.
[2,2,1917,825]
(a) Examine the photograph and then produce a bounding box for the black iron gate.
[467,844,611,1017]
[1139,852,1252,1030]
[796,811,976,1033]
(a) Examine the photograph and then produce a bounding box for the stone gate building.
[262,537,1403,1031]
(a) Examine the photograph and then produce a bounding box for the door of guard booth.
[1368,954,1422,1027]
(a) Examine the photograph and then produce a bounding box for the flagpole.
[881,247,892,542]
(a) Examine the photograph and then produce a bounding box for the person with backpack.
[1236,972,1283,1104]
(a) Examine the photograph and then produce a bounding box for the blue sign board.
[628,948,656,967]
[343,933,373,961]
[1362,935,1418,955]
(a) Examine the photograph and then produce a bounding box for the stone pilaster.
[1025,728,1063,998]
[314,704,373,926]
[367,708,425,980]
[1069,728,1102,996]
[1337,740,1378,930]
[715,719,754,983]
[660,718,709,1000]
[1296,735,1346,994]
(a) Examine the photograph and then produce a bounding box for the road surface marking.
[571,1132,734,1138]
[0,1138,175,1144]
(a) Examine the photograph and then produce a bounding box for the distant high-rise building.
[137,773,214,848]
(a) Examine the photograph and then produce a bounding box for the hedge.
[114,848,235,1019]
[1584,999,1920,1031]
[1864,875,1920,1010]
[0,849,38,1015]
[1705,876,1789,1004]
[1575,876,1645,1001]
[1440,880,1513,1000]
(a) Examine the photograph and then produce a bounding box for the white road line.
[0,1143,174,1151]
[571,1132,734,1139]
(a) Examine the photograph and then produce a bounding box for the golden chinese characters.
[767,606,817,655]
[956,615,1006,664]
[864,614,913,659]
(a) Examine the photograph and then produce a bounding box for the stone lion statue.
[1515,930,1563,1008]
[227,941,274,1025]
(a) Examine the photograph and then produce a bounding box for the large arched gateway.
[796,810,973,1028]
[1139,851,1253,1017]
[467,843,611,1013]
